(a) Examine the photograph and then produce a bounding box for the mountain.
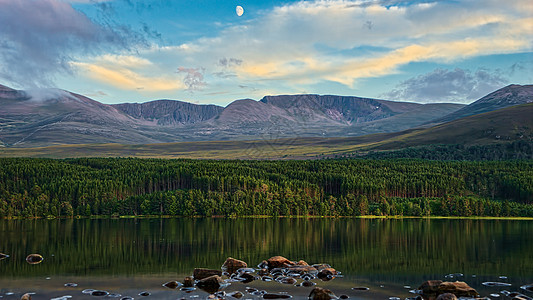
[113,100,223,126]
[2,102,530,159]
[435,84,533,123]
[4,83,531,148]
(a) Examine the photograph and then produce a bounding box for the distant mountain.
[113,100,223,126]
[7,83,532,148]
[435,84,533,123]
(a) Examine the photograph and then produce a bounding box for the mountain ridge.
[1,83,530,148]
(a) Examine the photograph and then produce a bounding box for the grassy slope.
[0,103,531,159]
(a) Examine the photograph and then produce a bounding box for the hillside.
[1,103,530,159]
[435,84,533,123]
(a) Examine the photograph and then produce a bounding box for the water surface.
[0,218,532,299]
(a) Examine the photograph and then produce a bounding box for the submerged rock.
[521,284,533,292]
[482,282,512,287]
[26,254,43,264]
[193,268,222,280]
[308,287,337,300]
[0,253,9,260]
[91,290,109,296]
[138,291,150,296]
[263,293,292,299]
[163,280,182,289]
[227,291,244,299]
[222,257,248,274]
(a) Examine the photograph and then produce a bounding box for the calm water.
[0,218,532,299]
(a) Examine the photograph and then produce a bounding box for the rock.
[521,284,533,292]
[138,291,151,296]
[302,280,316,287]
[222,257,248,274]
[227,291,244,299]
[258,268,269,276]
[193,268,222,280]
[436,293,457,300]
[263,293,292,299]
[92,290,109,296]
[308,287,337,300]
[279,277,297,285]
[438,281,478,297]
[267,256,294,269]
[418,280,444,295]
[287,265,318,274]
[196,275,223,293]
[26,254,44,264]
[296,260,309,266]
[21,294,31,300]
[238,272,256,283]
[312,264,331,271]
[0,253,9,260]
[183,276,194,287]
[163,280,181,289]
[351,287,369,291]
[317,268,337,280]
[339,295,349,299]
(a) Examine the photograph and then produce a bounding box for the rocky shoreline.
[2,253,533,300]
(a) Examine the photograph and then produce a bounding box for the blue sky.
[0,0,531,105]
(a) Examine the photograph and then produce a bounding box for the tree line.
[0,158,531,218]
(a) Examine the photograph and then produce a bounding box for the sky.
[0,0,532,106]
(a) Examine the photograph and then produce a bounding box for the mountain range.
[0,83,531,149]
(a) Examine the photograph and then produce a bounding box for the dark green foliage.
[348,141,533,161]
[0,158,531,218]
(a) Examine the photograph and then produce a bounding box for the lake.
[1,218,532,299]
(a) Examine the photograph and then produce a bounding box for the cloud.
[177,67,206,91]
[73,62,183,91]
[0,0,144,88]
[383,68,509,103]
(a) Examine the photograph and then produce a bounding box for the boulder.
[437,282,478,297]
[267,256,294,269]
[196,275,224,294]
[436,293,457,300]
[193,268,222,280]
[317,267,337,280]
[222,257,247,274]
[308,287,338,300]
[162,280,181,289]
[21,294,31,300]
[418,280,444,295]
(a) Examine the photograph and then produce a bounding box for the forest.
[0,157,532,218]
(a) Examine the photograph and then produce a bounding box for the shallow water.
[0,218,532,299]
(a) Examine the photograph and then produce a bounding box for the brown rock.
[162,280,181,289]
[222,257,247,274]
[287,265,318,274]
[183,276,194,287]
[418,280,444,295]
[436,293,457,300]
[267,256,294,269]
[21,294,31,300]
[317,267,337,280]
[193,268,222,280]
[438,281,478,297]
[227,291,244,299]
[308,287,337,300]
[296,260,309,266]
[196,275,223,294]
[312,264,331,271]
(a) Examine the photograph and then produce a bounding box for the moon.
[236,5,244,17]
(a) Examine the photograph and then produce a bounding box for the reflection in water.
[1,218,532,282]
